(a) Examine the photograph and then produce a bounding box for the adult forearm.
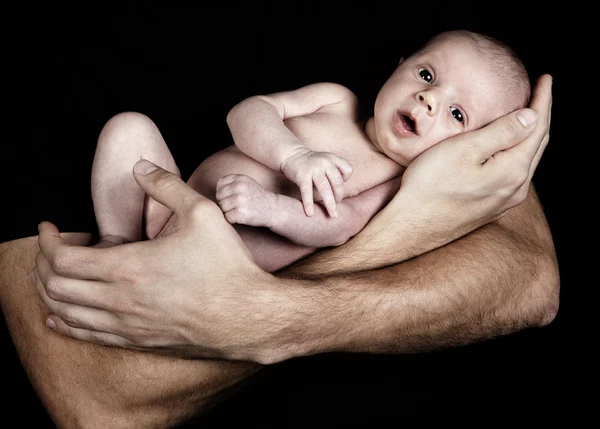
[290,187,480,275]
[257,186,559,364]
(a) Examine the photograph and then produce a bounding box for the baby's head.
[367,30,531,167]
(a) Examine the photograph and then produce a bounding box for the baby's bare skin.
[193,109,403,201]
[190,104,404,247]
[91,108,403,273]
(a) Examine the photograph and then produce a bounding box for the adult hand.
[407,76,549,219]
[32,160,276,362]
[347,74,552,268]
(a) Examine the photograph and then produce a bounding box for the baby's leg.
[92,112,180,244]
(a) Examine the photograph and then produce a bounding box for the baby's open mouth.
[401,114,415,132]
[394,110,418,137]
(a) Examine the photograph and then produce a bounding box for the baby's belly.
[187,145,297,201]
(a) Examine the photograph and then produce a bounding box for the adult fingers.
[525,74,553,179]
[464,107,538,164]
[33,265,120,335]
[498,74,553,195]
[45,306,119,337]
[46,316,133,349]
[525,109,550,188]
[510,74,553,166]
[33,256,115,310]
[37,222,117,280]
[133,159,211,214]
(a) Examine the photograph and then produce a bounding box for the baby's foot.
[215,174,277,227]
[91,235,132,248]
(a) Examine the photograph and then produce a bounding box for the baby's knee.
[99,111,158,143]
[105,111,155,128]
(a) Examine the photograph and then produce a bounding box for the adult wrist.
[242,275,302,365]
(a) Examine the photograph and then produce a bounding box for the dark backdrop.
[4,3,574,428]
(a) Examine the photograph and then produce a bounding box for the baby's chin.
[375,132,416,167]
[384,146,416,168]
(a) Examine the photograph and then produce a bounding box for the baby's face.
[372,36,518,167]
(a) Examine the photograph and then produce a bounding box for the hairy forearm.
[295,178,531,276]
[226,96,305,171]
[255,186,559,364]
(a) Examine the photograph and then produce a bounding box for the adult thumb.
[473,108,538,163]
[132,159,198,214]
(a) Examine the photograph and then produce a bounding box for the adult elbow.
[524,255,561,328]
[537,275,560,327]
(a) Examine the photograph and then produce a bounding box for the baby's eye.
[418,67,433,83]
[450,107,464,123]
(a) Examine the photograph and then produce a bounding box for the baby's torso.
[190,108,404,201]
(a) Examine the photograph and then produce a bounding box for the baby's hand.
[216,174,276,227]
[280,148,353,217]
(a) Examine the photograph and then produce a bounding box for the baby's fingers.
[298,177,314,217]
[314,174,337,218]
[326,168,345,203]
[335,157,353,182]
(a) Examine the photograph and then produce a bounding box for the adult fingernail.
[46,318,57,331]
[134,159,158,175]
[517,109,538,127]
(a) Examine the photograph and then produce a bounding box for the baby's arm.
[216,174,402,248]
[226,83,358,217]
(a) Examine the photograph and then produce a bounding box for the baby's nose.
[418,94,435,115]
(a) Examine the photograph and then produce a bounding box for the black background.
[3,3,576,428]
